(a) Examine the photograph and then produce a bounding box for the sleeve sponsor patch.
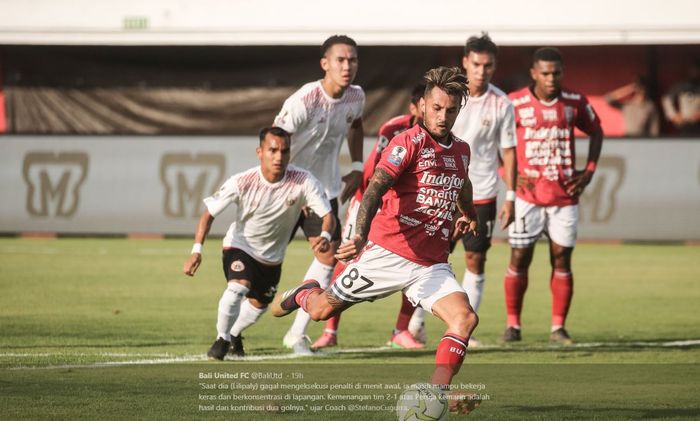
[387,146,407,166]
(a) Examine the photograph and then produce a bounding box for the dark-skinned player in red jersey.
[503,47,604,344]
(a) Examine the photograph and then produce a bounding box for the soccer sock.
[408,307,425,335]
[395,294,416,331]
[216,282,249,342]
[462,270,485,313]
[322,263,347,334]
[230,299,267,337]
[504,266,528,328]
[288,259,334,337]
[295,285,324,313]
[432,333,468,387]
[550,270,573,327]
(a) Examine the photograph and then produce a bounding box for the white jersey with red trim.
[273,80,365,200]
[369,124,471,266]
[451,83,516,203]
[204,164,331,265]
[509,86,602,207]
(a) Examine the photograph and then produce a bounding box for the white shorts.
[341,196,361,242]
[508,197,578,248]
[329,243,465,314]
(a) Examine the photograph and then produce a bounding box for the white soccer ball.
[396,383,448,421]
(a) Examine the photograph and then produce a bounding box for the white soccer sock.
[462,270,485,313]
[230,300,267,337]
[216,282,249,342]
[408,307,426,334]
[287,258,334,337]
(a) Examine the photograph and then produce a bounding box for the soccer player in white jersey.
[182,127,334,361]
[407,33,517,348]
[273,35,365,354]
[272,67,483,414]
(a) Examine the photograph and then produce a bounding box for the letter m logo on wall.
[22,152,89,218]
[160,153,225,218]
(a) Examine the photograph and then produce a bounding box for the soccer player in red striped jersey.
[503,47,604,344]
[273,68,483,413]
[311,85,426,350]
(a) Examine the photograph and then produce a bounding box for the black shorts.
[290,197,342,241]
[453,201,497,254]
[222,248,282,304]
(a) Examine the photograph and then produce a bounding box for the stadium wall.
[1,136,698,241]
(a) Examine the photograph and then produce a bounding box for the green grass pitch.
[1,238,698,420]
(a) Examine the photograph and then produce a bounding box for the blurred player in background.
[311,84,427,350]
[407,33,517,348]
[273,35,365,354]
[182,127,334,360]
[272,67,482,413]
[504,47,604,344]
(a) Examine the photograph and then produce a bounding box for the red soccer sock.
[321,264,346,332]
[395,294,416,331]
[294,281,324,313]
[550,270,573,327]
[504,266,528,327]
[324,315,341,332]
[432,333,468,387]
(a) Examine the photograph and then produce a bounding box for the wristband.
[351,161,364,172]
[191,243,202,254]
[319,231,332,242]
[505,190,516,201]
[585,161,597,173]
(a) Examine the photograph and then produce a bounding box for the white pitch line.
[4,339,700,370]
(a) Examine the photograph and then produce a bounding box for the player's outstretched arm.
[340,118,365,203]
[183,210,214,277]
[335,168,393,262]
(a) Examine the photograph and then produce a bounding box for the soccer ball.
[396,383,448,421]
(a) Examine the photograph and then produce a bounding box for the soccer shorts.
[508,197,578,248]
[340,196,361,243]
[329,243,466,314]
[222,248,282,304]
[460,201,497,253]
[291,198,342,241]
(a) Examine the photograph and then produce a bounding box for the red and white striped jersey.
[204,164,330,265]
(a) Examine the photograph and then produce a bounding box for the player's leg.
[405,264,480,414]
[273,244,403,321]
[390,294,424,349]
[208,249,254,360]
[311,262,345,350]
[228,261,282,356]
[284,200,341,353]
[461,202,496,346]
[311,197,359,350]
[503,198,544,342]
[546,204,578,344]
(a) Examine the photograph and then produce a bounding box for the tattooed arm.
[335,168,395,262]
